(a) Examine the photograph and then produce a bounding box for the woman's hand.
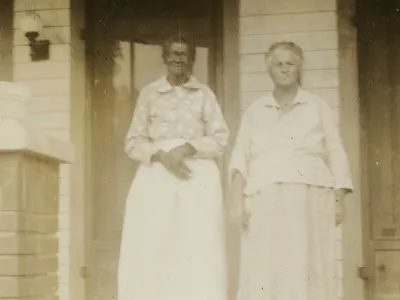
[228,171,249,231]
[335,188,349,226]
[335,199,345,226]
[228,202,250,231]
[153,144,195,180]
[241,209,251,231]
[335,188,349,202]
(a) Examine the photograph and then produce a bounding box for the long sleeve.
[187,88,230,159]
[319,101,354,191]
[124,89,159,164]
[228,111,251,184]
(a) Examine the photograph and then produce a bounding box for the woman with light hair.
[229,42,353,300]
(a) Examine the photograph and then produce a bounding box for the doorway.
[357,0,400,299]
[85,0,223,298]
[0,0,13,81]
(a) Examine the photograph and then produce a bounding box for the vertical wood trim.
[220,0,240,182]
[211,0,240,180]
[207,1,217,92]
[337,0,366,300]
[357,35,373,300]
[83,0,96,298]
[70,0,90,299]
[219,1,240,300]
[388,4,400,256]
[209,0,225,95]
[0,0,13,81]
[355,1,374,296]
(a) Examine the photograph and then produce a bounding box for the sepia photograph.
[0,0,398,299]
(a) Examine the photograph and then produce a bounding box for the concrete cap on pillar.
[0,82,75,164]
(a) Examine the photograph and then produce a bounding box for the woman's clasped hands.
[154,143,196,180]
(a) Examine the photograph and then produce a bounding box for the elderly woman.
[118,35,229,300]
[229,42,353,300]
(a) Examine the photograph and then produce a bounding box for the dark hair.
[162,34,196,62]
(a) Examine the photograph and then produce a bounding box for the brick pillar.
[0,81,74,299]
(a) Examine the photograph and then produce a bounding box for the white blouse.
[229,89,353,196]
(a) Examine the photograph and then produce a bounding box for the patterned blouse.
[124,76,230,164]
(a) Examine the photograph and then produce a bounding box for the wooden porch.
[4,0,400,299]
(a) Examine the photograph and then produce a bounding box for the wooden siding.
[11,0,363,300]
[238,0,344,298]
[13,1,71,300]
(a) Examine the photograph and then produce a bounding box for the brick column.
[0,81,74,299]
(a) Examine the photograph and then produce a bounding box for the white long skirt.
[118,140,228,300]
[237,183,337,300]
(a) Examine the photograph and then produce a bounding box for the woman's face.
[268,49,301,88]
[164,42,192,78]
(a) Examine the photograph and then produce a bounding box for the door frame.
[69,0,240,299]
[337,0,367,300]
[352,1,400,300]
[352,1,374,298]
[69,0,92,299]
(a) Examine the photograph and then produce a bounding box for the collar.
[264,88,310,108]
[155,76,202,93]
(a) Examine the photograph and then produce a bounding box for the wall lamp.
[19,14,50,61]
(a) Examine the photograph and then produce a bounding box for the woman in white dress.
[118,35,229,300]
[229,42,353,300]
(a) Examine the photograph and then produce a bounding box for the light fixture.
[19,13,50,61]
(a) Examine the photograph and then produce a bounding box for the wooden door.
[86,1,222,299]
[358,1,400,299]
[0,0,12,81]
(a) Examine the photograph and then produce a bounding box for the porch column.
[0,82,74,299]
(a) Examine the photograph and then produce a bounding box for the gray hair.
[265,42,304,85]
[265,41,304,68]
